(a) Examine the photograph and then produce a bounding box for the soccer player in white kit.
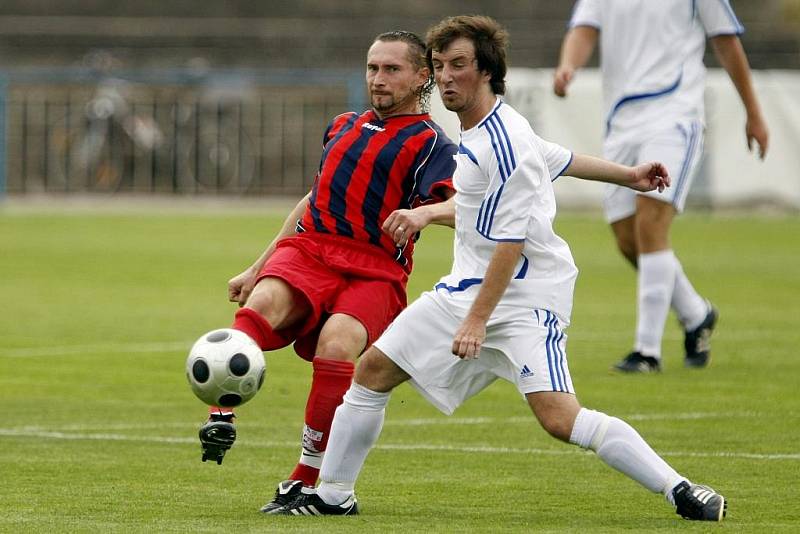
[273,15,727,522]
[554,0,769,372]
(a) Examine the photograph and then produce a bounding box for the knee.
[635,218,670,249]
[354,348,408,393]
[615,235,638,265]
[244,283,275,317]
[316,337,359,361]
[527,392,581,442]
[610,222,638,265]
[634,201,675,252]
[536,412,574,442]
[316,317,367,361]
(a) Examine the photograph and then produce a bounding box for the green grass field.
[1,204,799,533]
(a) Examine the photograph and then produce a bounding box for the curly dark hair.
[374,30,435,111]
[425,15,509,95]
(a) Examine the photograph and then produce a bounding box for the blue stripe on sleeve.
[554,152,574,182]
[715,0,745,33]
[492,115,517,170]
[477,107,520,240]
[458,142,479,166]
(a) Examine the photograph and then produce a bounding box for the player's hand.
[746,114,769,160]
[228,268,258,307]
[452,316,486,360]
[553,66,574,98]
[382,208,429,247]
[629,162,670,193]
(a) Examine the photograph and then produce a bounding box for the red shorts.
[256,232,408,361]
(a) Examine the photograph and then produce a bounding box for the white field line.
[0,412,800,460]
[7,411,761,434]
[0,427,797,461]
[382,411,762,426]
[0,342,191,358]
[2,327,795,358]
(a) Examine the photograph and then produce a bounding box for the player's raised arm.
[562,153,670,193]
[227,191,311,306]
[553,26,598,97]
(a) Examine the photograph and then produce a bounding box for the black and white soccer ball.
[186,328,266,407]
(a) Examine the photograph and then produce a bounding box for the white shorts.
[603,120,705,223]
[373,290,575,415]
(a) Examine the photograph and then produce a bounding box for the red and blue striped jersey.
[298,110,456,273]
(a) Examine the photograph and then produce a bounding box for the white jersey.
[435,98,578,324]
[569,0,744,140]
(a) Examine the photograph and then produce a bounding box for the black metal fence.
[1,68,365,196]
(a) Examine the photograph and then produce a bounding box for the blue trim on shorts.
[544,312,561,392]
[544,311,571,393]
[674,121,701,205]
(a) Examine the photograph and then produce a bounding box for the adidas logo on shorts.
[520,365,535,378]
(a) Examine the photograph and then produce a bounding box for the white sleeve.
[568,0,602,30]
[476,144,543,242]
[697,0,744,36]
[533,133,573,182]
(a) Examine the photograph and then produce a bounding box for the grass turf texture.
[1,208,799,532]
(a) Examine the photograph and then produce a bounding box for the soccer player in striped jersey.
[197,31,458,508]
[555,0,769,372]
[275,15,726,522]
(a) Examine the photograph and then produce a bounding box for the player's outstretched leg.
[260,480,305,514]
[683,304,718,368]
[672,481,727,521]
[197,307,274,465]
[568,407,728,521]
[199,407,236,465]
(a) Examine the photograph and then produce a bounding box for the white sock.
[635,250,677,358]
[670,256,708,331]
[570,408,686,501]
[316,383,390,505]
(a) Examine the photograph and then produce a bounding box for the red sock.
[232,307,274,350]
[289,357,355,486]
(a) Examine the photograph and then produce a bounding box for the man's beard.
[371,90,418,114]
[371,94,395,111]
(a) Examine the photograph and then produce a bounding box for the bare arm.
[553,26,599,97]
[564,153,670,192]
[382,191,456,246]
[710,34,769,159]
[227,192,311,305]
[452,241,524,360]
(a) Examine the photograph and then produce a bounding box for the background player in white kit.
[274,15,727,522]
[554,0,769,372]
